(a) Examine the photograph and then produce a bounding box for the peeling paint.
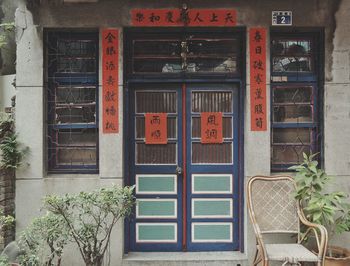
[326,0,342,82]
[0,0,16,75]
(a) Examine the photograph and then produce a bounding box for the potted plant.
[290,153,350,266]
[0,209,15,265]
[44,185,135,266]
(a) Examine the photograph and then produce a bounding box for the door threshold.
[123,251,247,261]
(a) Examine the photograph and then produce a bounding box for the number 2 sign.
[272,11,292,26]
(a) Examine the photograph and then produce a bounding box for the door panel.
[186,84,239,251]
[128,83,239,251]
[129,85,183,251]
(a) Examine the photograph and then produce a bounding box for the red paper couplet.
[131,9,236,27]
[102,29,119,133]
[145,113,168,145]
[201,112,223,144]
[249,28,267,131]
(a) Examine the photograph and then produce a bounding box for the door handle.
[175,166,183,175]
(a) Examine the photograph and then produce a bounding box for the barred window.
[271,32,322,171]
[46,31,99,173]
[127,32,241,75]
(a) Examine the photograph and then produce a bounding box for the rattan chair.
[247,175,328,266]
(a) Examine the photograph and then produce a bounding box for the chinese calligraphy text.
[131,9,236,27]
[145,113,168,145]
[201,112,223,144]
[249,28,267,131]
[102,29,119,133]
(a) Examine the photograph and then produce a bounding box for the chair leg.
[253,248,258,265]
[262,260,269,266]
[253,248,263,266]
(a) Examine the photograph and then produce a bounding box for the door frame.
[123,27,246,253]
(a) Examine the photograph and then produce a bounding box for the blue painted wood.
[47,31,99,173]
[127,84,242,252]
[271,82,319,171]
[270,31,323,172]
[124,28,246,252]
[128,85,183,252]
[185,84,240,251]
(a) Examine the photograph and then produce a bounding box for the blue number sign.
[272,11,292,26]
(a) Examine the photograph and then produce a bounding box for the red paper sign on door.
[145,113,168,145]
[249,28,267,131]
[201,112,223,144]
[102,29,119,133]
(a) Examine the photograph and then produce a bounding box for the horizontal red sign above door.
[131,9,237,27]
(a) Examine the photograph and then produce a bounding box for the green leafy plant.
[0,209,14,266]
[18,213,69,266]
[44,186,135,266]
[0,113,27,170]
[0,254,10,266]
[0,209,14,230]
[0,113,13,140]
[0,23,15,49]
[290,153,350,239]
[0,133,28,169]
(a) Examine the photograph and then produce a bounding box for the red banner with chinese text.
[131,9,236,27]
[102,29,119,133]
[201,112,223,144]
[249,28,267,131]
[145,113,168,145]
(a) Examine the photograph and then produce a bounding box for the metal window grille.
[46,31,99,173]
[127,32,240,75]
[271,33,321,171]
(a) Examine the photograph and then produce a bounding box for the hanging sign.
[131,9,236,27]
[102,29,119,133]
[201,112,223,144]
[145,113,168,145]
[249,28,267,131]
[272,11,292,26]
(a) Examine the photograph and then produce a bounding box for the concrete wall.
[325,0,350,248]
[0,0,16,75]
[0,74,15,112]
[14,0,350,265]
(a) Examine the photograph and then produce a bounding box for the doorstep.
[122,251,248,266]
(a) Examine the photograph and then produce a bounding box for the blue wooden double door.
[127,83,241,251]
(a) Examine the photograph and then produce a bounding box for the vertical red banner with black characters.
[102,29,119,133]
[249,28,267,131]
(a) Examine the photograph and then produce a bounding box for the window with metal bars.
[125,30,243,77]
[270,31,322,171]
[46,31,99,173]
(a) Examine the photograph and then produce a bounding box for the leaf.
[313,211,322,221]
[309,165,317,174]
[303,152,308,160]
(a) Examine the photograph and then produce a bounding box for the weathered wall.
[0,74,15,112]
[0,169,15,251]
[14,0,350,265]
[325,0,350,248]
[0,0,16,75]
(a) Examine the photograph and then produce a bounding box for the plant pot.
[325,246,350,266]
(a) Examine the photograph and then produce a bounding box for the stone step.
[122,252,248,266]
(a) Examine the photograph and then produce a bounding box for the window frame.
[124,27,245,80]
[270,29,324,171]
[45,30,99,174]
